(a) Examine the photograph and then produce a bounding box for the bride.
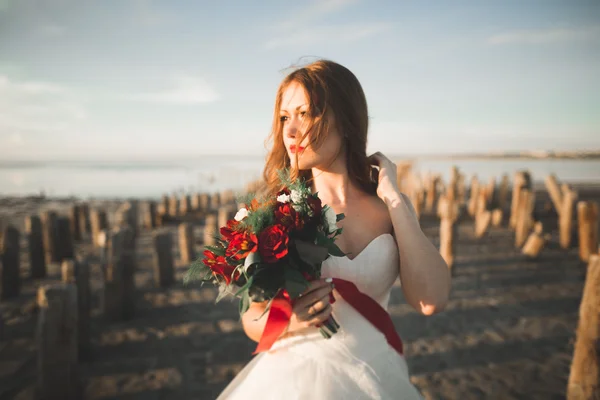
[217,59,451,399]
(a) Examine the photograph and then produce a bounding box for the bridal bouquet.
[184,170,346,352]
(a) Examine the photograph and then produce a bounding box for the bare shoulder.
[364,194,394,234]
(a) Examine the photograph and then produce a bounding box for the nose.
[283,116,301,140]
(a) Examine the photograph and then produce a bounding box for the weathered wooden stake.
[57,216,74,262]
[498,174,510,210]
[153,230,175,288]
[491,209,504,227]
[218,206,237,230]
[522,222,547,258]
[90,209,109,248]
[35,283,80,400]
[178,223,195,264]
[62,258,92,361]
[180,194,191,216]
[578,201,599,263]
[204,214,218,246]
[169,195,179,217]
[560,185,578,249]
[567,254,600,399]
[440,218,456,269]
[545,174,563,216]
[26,215,46,279]
[69,204,82,241]
[41,210,60,264]
[515,189,535,248]
[78,202,92,238]
[1,224,20,300]
[104,227,136,321]
[143,201,157,229]
[468,176,480,217]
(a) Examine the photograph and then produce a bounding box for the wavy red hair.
[261,59,376,198]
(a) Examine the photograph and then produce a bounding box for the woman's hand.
[368,152,401,205]
[284,278,335,335]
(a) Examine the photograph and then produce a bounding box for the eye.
[279,116,289,122]
[299,111,307,118]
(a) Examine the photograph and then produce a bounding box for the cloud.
[488,25,600,45]
[263,0,389,49]
[264,22,391,50]
[126,74,219,104]
[273,0,359,31]
[0,74,86,135]
[38,23,67,37]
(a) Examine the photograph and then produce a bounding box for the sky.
[0,0,599,161]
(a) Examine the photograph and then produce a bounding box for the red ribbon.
[253,278,403,355]
[252,290,293,355]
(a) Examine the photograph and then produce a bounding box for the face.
[280,81,344,171]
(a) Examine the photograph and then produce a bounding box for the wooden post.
[515,189,534,248]
[153,230,175,288]
[178,223,195,264]
[475,210,492,238]
[211,192,221,210]
[41,210,60,264]
[510,171,531,229]
[439,218,456,269]
[90,209,108,248]
[467,176,480,217]
[218,206,236,230]
[567,255,600,399]
[1,224,20,300]
[578,201,599,263]
[62,258,92,361]
[522,222,547,258]
[498,174,509,210]
[560,185,578,249]
[169,195,179,217]
[180,194,191,216]
[104,227,136,321]
[69,204,82,242]
[425,175,438,214]
[204,214,218,246]
[545,174,563,216]
[57,216,74,262]
[491,209,504,227]
[191,193,202,212]
[35,283,81,400]
[115,201,139,238]
[143,201,157,229]
[26,215,46,279]
[78,202,92,238]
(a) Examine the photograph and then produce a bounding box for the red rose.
[275,203,304,231]
[220,219,240,241]
[226,231,258,260]
[258,224,290,263]
[306,195,322,220]
[203,250,239,284]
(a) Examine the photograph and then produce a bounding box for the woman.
[217,59,451,399]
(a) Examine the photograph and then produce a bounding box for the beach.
[0,171,599,399]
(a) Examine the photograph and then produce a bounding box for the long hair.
[261,59,376,198]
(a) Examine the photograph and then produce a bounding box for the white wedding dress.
[217,233,423,400]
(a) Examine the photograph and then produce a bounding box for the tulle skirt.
[216,300,423,400]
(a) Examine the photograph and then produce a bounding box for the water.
[0,157,598,199]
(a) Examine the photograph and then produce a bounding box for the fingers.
[367,151,393,166]
[298,294,331,320]
[305,303,333,327]
[299,278,332,297]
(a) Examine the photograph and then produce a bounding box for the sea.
[1,156,599,199]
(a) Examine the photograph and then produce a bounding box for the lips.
[289,145,305,154]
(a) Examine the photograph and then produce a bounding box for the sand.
[0,183,599,399]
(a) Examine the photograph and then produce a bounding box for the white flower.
[277,193,291,203]
[234,207,249,221]
[290,190,304,204]
[324,207,338,234]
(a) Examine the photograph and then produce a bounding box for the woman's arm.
[387,192,451,315]
[369,152,451,315]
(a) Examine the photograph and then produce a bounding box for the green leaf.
[295,239,329,266]
[336,213,345,222]
[283,268,309,298]
[238,291,250,319]
[255,294,277,321]
[233,275,254,297]
[315,231,346,257]
[215,284,232,303]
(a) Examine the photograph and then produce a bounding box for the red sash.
[253,278,403,356]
